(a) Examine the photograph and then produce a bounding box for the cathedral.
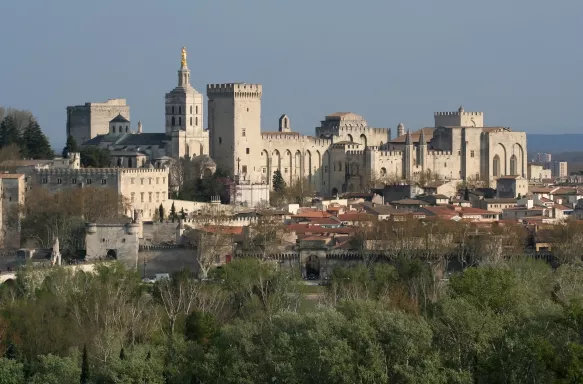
[74,48,527,198]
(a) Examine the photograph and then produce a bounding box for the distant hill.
[528,134,583,153]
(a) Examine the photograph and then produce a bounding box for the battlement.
[120,168,169,174]
[339,126,388,134]
[347,150,365,156]
[377,151,403,157]
[427,150,454,156]
[307,137,332,146]
[35,168,121,176]
[207,83,262,98]
[139,244,196,251]
[434,111,483,117]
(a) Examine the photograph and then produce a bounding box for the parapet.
[434,111,483,117]
[35,168,121,176]
[207,83,262,98]
[427,150,454,156]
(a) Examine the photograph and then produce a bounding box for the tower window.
[190,106,192,114]
[131,193,135,202]
[57,178,62,184]
[86,178,92,184]
[246,148,250,154]
[101,179,107,185]
[242,165,247,173]
[242,128,246,137]
[190,117,192,126]
[172,106,175,114]
[470,150,475,158]
[196,105,199,114]
[219,137,222,144]
[195,117,198,126]
[141,192,144,202]
[179,117,182,126]
[172,117,175,126]
[179,106,182,114]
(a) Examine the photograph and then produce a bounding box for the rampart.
[207,83,262,98]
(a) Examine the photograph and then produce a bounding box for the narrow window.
[172,106,175,114]
[57,178,62,184]
[131,177,135,184]
[156,177,159,184]
[179,116,182,126]
[101,179,107,185]
[86,178,92,184]
[171,117,175,126]
[156,192,160,202]
[190,106,192,114]
[131,192,135,202]
[242,128,246,137]
[141,178,144,185]
[140,192,144,202]
[42,178,48,184]
[219,137,222,144]
[196,105,199,114]
[190,117,192,126]
[71,178,76,184]
[179,106,182,114]
[242,165,248,173]
[471,150,475,158]
[149,192,152,202]
[195,117,198,126]
[246,148,250,154]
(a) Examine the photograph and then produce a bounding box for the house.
[418,194,449,206]
[496,176,528,198]
[390,198,428,212]
[474,198,517,213]
[422,180,458,198]
[358,202,399,220]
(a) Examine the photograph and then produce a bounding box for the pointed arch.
[510,155,517,176]
[493,155,500,177]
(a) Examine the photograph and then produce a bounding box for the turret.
[405,129,412,145]
[279,114,291,132]
[137,120,142,134]
[397,122,405,137]
[133,209,143,239]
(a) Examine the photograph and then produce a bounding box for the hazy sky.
[0,0,581,149]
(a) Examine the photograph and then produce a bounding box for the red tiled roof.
[285,224,356,235]
[305,217,340,225]
[292,210,332,218]
[337,213,373,221]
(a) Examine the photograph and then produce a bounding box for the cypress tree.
[159,204,165,222]
[22,117,53,159]
[170,202,177,223]
[0,115,22,149]
[119,347,126,360]
[272,169,286,192]
[80,344,90,384]
[180,207,186,220]
[63,135,80,158]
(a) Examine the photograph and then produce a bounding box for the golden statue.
[181,46,187,67]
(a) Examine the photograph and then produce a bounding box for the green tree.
[80,146,110,167]
[29,354,81,384]
[272,169,285,192]
[180,207,186,220]
[80,345,89,384]
[62,135,80,158]
[119,347,126,360]
[170,202,177,223]
[158,204,165,222]
[0,358,25,384]
[22,118,53,159]
[0,116,22,149]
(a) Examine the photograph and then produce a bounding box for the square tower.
[434,106,484,128]
[207,83,263,183]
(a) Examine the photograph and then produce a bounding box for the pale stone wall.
[66,99,129,144]
[119,168,169,219]
[528,164,552,181]
[434,109,484,128]
[85,223,139,269]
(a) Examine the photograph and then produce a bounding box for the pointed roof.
[419,128,426,144]
[405,129,412,145]
[110,114,129,123]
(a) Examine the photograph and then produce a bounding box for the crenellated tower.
[207,83,263,183]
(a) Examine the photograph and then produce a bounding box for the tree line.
[1,254,583,383]
[0,107,53,160]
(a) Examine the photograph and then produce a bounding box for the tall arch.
[347,134,354,142]
[493,155,500,177]
[510,155,517,176]
[360,134,367,147]
[294,150,302,181]
[284,150,293,185]
[261,150,270,184]
[305,150,312,186]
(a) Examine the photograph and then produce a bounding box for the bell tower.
[165,47,204,138]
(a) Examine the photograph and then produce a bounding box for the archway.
[306,255,320,278]
[106,249,117,260]
[347,134,354,142]
[331,187,339,196]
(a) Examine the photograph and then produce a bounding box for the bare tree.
[243,215,290,259]
[190,228,234,278]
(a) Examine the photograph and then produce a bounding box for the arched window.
[171,117,175,126]
[493,155,500,177]
[195,117,198,126]
[510,155,517,175]
[196,105,199,114]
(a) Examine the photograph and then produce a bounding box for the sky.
[0,0,581,150]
